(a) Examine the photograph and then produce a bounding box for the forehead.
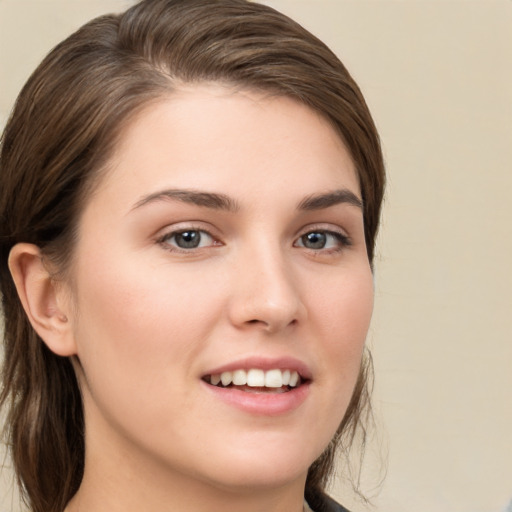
[91,85,359,210]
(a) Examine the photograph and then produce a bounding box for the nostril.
[243,317,298,332]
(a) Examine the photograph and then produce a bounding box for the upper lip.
[202,356,312,381]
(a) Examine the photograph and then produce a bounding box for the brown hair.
[0,1,385,511]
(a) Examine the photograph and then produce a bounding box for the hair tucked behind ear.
[0,1,385,511]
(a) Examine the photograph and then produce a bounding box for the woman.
[0,1,385,511]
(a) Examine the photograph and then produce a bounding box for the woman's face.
[65,85,374,493]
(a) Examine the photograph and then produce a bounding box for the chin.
[193,439,321,492]
[202,461,309,493]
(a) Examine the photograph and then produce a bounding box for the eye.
[159,229,216,250]
[295,230,350,251]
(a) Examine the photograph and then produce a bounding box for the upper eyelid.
[295,223,349,238]
[158,227,215,240]
[154,221,219,239]
[153,221,351,244]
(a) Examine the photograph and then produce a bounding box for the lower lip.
[202,381,310,416]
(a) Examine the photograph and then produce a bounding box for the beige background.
[1,1,511,511]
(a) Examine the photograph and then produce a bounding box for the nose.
[227,245,307,333]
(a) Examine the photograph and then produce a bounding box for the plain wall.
[1,1,511,511]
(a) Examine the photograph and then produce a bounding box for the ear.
[8,243,77,357]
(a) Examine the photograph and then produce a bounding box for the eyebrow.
[132,187,362,213]
[132,189,240,212]
[297,189,363,211]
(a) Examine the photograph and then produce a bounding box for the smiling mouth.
[202,369,306,393]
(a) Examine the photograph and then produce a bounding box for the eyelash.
[156,226,218,253]
[156,226,351,254]
[294,229,351,254]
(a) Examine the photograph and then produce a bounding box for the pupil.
[176,231,200,248]
[303,232,326,249]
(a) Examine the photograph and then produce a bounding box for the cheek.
[308,265,374,404]
[311,263,374,344]
[69,255,220,414]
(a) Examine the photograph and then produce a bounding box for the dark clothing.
[308,491,351,512]
[319,493,350,512]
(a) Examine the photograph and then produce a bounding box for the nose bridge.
[228,236,305,332]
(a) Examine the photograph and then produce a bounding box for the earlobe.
[8,243,77,357]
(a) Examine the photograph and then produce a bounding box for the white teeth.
[265,369,283,388]
[289,371,299,387]
[232,369,247,386]
[210,369,303,389]
[247,369,265,387]
[220,371,232,386]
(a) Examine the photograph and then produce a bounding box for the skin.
[10,85,374,512]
